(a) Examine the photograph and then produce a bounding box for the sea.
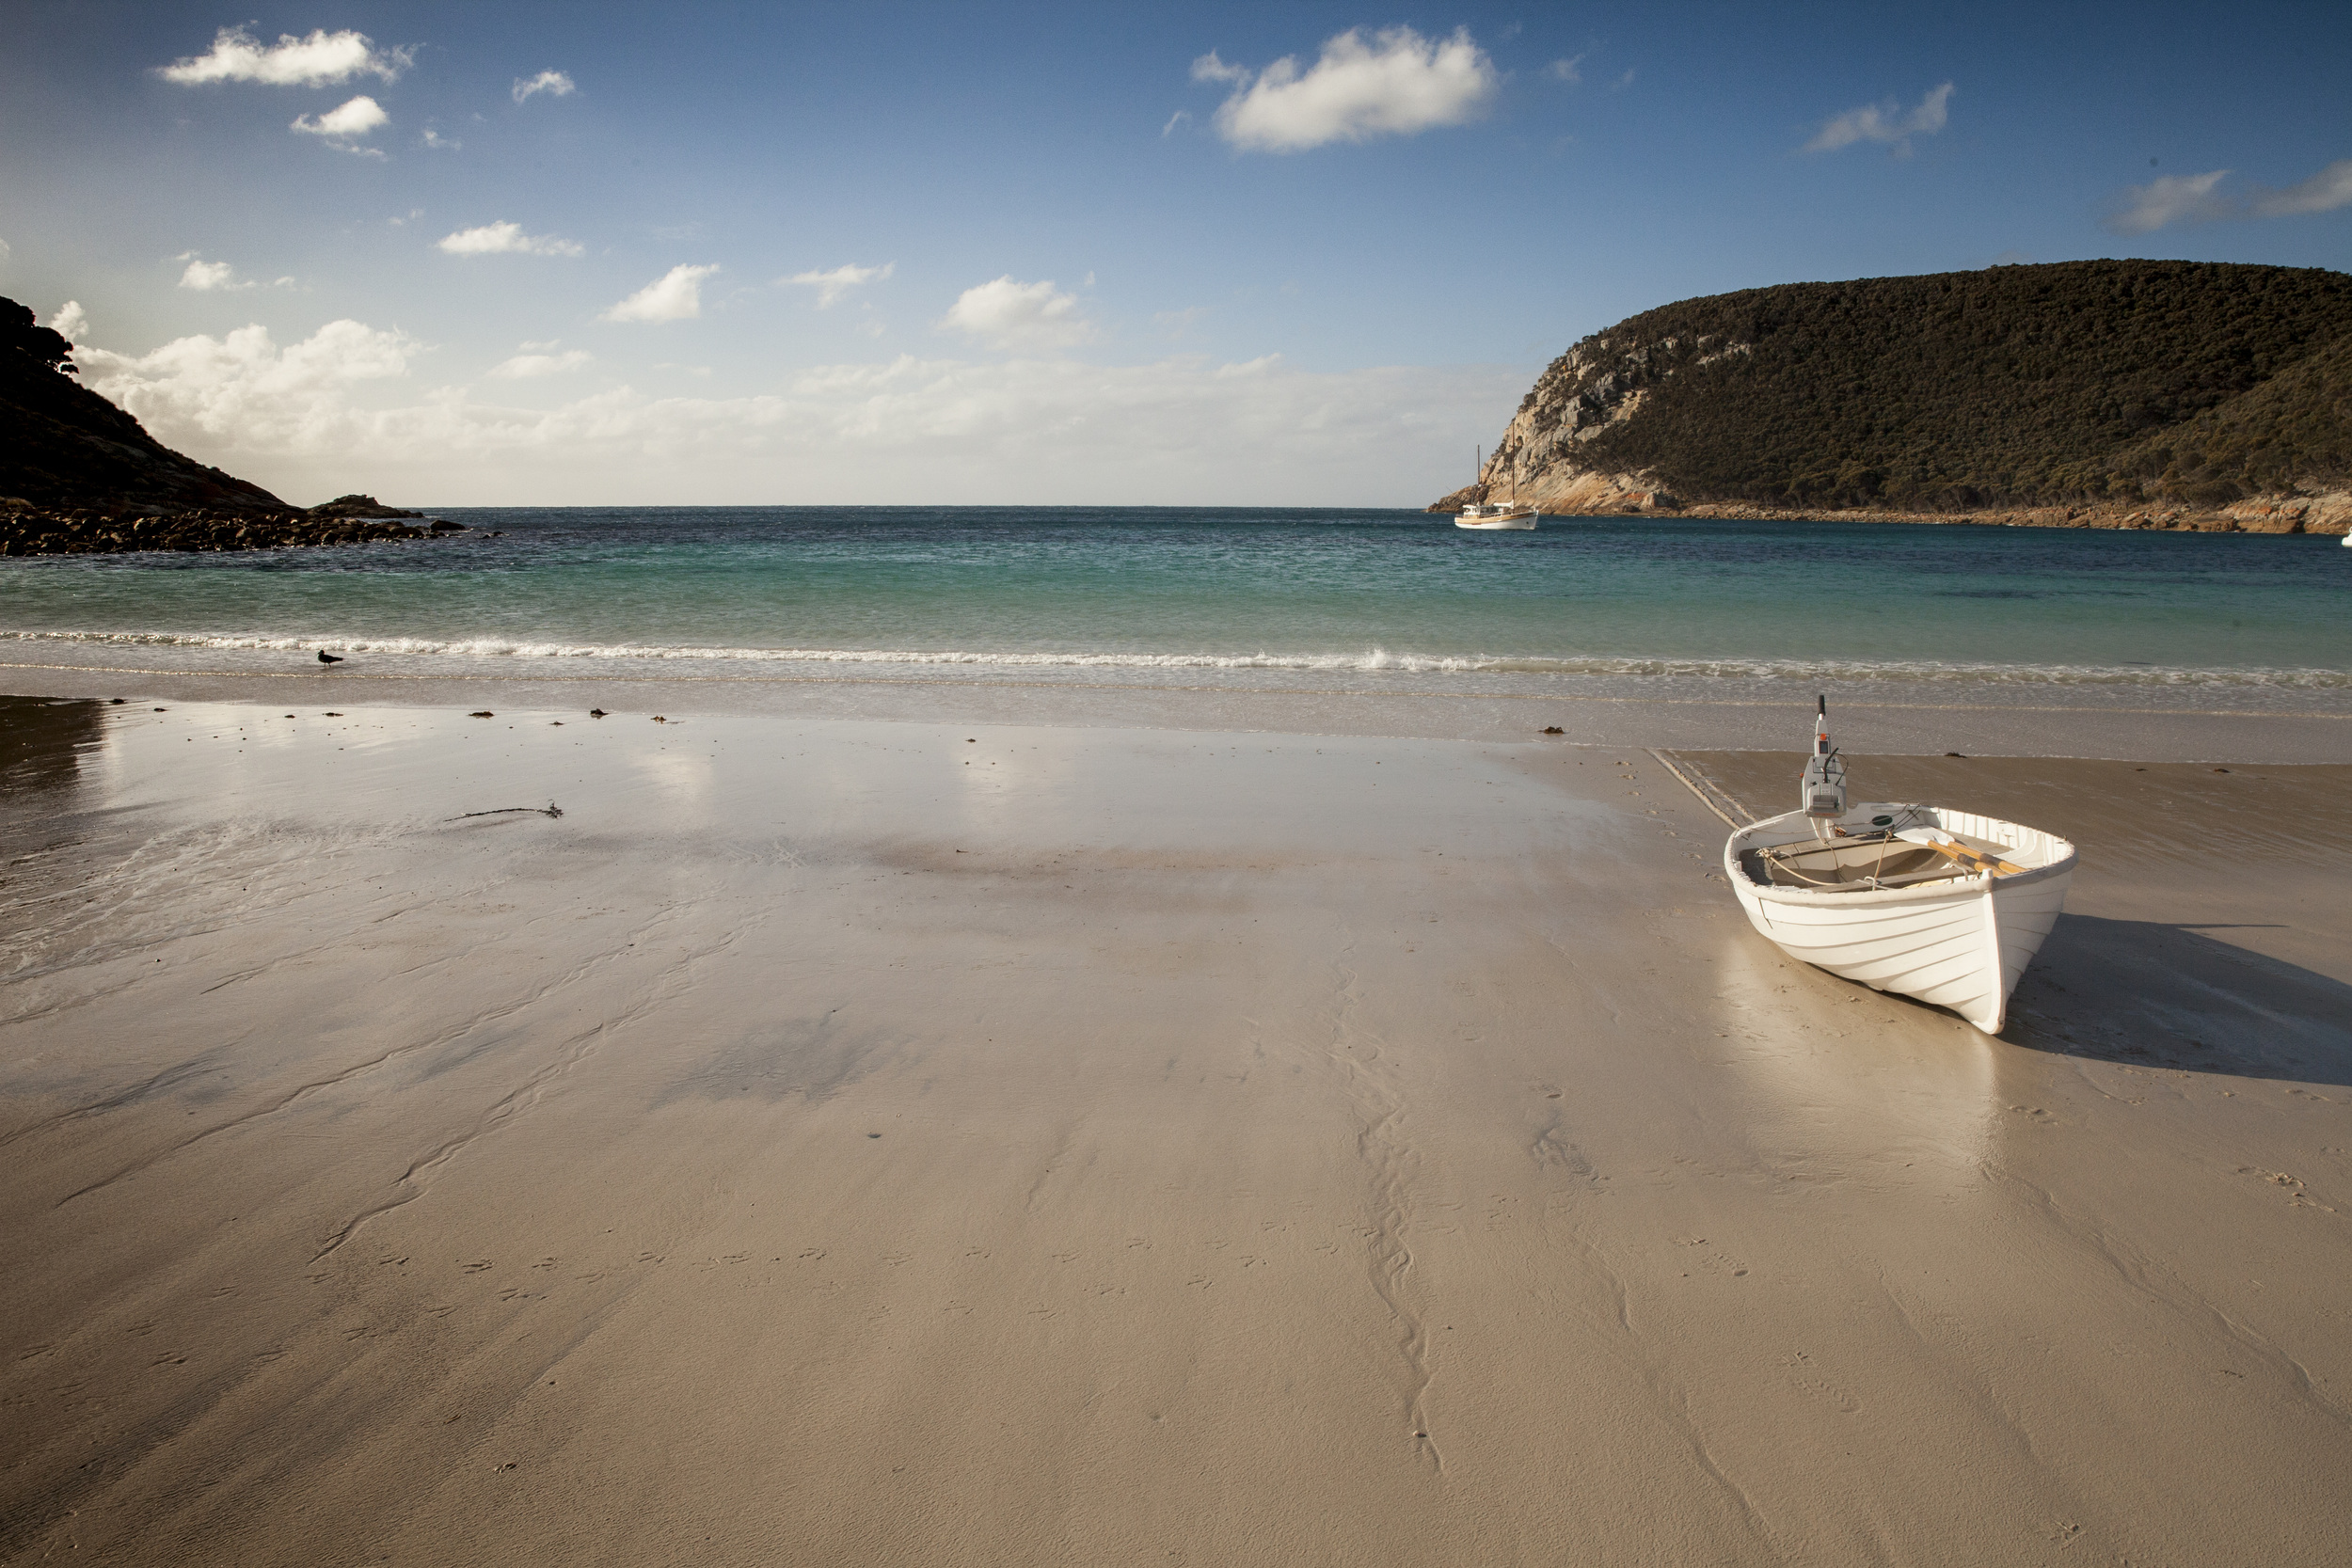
[4,508,2348,721]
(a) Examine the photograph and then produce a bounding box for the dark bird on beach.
[316,650,343,664]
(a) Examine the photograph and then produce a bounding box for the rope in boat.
[1752,810,2008,889]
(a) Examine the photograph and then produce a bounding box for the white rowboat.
[1720,699,2075,1034]
[1725,803,2075,1034]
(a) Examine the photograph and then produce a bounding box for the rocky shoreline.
[1425,484,2352,536]
[0,495,474,558]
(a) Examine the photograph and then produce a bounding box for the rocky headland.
[1435,260,2352,536]
[1,296,466,556]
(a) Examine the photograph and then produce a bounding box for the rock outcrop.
[1,297,286,515]
[308,494,426,519]
[0,504,449,556]
[1435,261,2352,535]
[0,296,464,556]
[0,293,475,557]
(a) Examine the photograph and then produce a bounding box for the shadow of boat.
[2005,912,2352,1087]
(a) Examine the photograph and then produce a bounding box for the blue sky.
[3,1,2347,505]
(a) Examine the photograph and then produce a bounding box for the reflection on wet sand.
[0,695,105,804]
[1708,925,2003,1181]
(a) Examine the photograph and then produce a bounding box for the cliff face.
[0,296,285,513]
[1439,261,2352,533]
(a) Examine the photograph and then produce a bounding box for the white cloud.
[600,264,721,324]
[175,254,252,291]
[513,71,577,104]
[0,236,10,261]
[69,313,1520,504]
[421,127,461,151]
[71,317,421,449]
[939,277,1096,352]
[2099,158,2352,234]
[1546,55,1583,85]
[489,347,594,378]
[1804,82,1954,155]
[2249,158,2352,217]
[160,27,408,87]
[1206,27,1498,152]
[437,221,584,258]
[1161,109,1191,137]
[782,261,894,307]
[2104,169,2234,234]
[292,95,389,152]
[46,302,87,343]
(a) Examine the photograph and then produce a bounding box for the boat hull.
[1455,513,1536,530]
[1724,804,2075,1034]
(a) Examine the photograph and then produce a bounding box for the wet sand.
[3,698,2348,1564]
[4,652,2348,762]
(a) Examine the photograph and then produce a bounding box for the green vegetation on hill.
[2064,328,2352,504]
[1533,261,2352,510]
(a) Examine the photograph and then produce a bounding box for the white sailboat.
[1456,446,1537,530]
[1722,699,2076,1034]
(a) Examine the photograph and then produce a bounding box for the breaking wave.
[5,628,2347,690]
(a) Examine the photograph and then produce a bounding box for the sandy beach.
[4,690,2348,1565]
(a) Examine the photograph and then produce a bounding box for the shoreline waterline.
[6,668,2344,763]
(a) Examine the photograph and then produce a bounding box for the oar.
[1895,828,2026,876]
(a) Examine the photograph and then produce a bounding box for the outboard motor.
[1800,694,1847,843]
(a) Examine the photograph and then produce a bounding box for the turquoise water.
[4,508,2347,699]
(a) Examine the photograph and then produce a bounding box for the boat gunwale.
[1725,804,2078,908]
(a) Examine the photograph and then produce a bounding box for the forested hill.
[0,296,284,512]
[1448,261,2352,528]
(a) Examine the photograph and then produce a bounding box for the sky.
[3,1,2348,507]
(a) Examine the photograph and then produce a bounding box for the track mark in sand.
[0,1055,219,1148]
[1024,1122,1083,1214]
[53,901,708,1209]
[1980,1160,2351,1426]
[310,917,763,1260]
[1316,947,1442,1468]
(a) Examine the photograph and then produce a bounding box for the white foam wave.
[3,627,2346,689]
